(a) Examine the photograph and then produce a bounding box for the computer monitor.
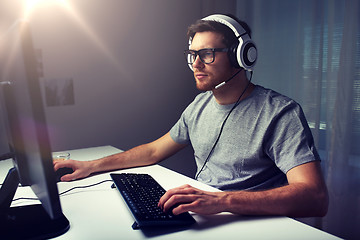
[0,20,70,239]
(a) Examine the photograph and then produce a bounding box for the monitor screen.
[0,20,69,239]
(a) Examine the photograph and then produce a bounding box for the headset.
[187,14,257,71]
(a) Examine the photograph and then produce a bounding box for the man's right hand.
[54,159,93,182]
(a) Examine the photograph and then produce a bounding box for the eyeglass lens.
[186,48,228,65]
[187,49,215,64]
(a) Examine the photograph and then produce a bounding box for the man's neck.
[212,75,255,105]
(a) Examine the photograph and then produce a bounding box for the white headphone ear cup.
[237,40,257,71]
[246,43,257,66]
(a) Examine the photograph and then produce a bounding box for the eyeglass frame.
[184,48,229,65]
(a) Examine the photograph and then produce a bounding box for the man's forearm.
[87,143,159,174]
[222,183,328,217]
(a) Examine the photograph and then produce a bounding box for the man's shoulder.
[253,85,298,107]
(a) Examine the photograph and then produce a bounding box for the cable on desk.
[59,179,113,196]
[12,197,39,202]
[10,179,114,202]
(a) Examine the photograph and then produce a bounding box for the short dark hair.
[187,14,252,49]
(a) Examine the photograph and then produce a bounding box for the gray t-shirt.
[170,85,320,191]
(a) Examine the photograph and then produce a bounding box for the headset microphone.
[214,69,242,89]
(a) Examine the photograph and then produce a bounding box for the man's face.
[189,31,234,91]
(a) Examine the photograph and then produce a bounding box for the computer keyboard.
[110,173,196,229]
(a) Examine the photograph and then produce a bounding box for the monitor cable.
[10,179,114,202]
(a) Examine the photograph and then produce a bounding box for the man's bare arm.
[54,132,187,181]
[159,161,329,218]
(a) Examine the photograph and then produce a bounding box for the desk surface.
[0,146,340,239]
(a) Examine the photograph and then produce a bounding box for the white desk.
[0,146,340,239]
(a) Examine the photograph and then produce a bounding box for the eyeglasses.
[184,48,229,65]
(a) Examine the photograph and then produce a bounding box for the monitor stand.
[0,168,70,239]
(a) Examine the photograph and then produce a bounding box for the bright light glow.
[23,0,66,19]
[58,1,126,74]
[21,0,126,75]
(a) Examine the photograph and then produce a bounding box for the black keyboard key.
[110,173,196,229]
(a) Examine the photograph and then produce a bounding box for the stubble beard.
[195,80,214,92]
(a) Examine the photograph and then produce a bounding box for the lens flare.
[21,0,126,75]
[58,1,126,74]
[23,0,66,19]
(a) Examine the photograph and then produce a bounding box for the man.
[54,14,328,218]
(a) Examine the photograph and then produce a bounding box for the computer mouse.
[55,167,74,182]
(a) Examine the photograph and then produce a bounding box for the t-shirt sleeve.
[170,114,191,145]
[169,98,196,145]
[265,102,320,174]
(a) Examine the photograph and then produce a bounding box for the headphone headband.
[202,14,247,38]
